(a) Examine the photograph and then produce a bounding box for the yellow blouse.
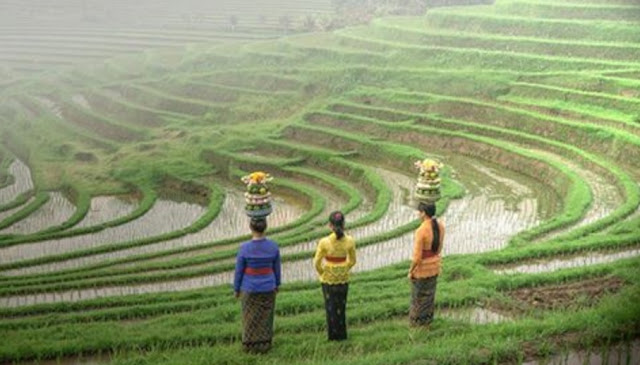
[313,233,356,284]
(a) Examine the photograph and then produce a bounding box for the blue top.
[234,237,281,293]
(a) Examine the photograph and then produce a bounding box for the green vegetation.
[0,0,638,364]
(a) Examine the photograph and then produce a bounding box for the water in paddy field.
[283,159,547,282]
[524,340,640,365]
[80,180,367,270]
[0,159,553,306]
[0,192,76,235]
[73,196,138,229]
[0,197,34,221]
[607,187,640,233]
[0,200,206,264]
[442,157,547,254]
[494,248,640,275]
[280,167,414,256]
[529,149,623,241]
[441,307,510,325]
[1,189,304,276]
[0,160,34,205]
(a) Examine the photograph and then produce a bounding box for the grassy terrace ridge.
[54,97,148,143]
[509,0,640,9]
[0,139,394,279]
[425,8,640,43]
[428,4,640,27]
[0,183,402,295]
[0,185,156,247]
[302,108,606,242]
[290,107,636,247]
[518,73,640,96]
[0,0,639,363]
[0,192,49,231]
[333,29,640,70]
[0,96,632,270]
[25,189,90,236]
[0,157,11,191]
[0,256,638,363]
[373,17,640,49]
[345,87,640,168]
[508,81,640,115]
[0,136,458,290]
[0,175,325,275]
[86,88,190,121]
[0,189,35,212]
[0,115,584,292]
[499,1,640,22]
[0,155,393,288]
[0,261,617,330]
[11,94,120,153]
[367,19,640,62]
[0,191,34,216]
[500,96,639,130]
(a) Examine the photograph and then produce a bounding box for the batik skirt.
[322,283,349,341]
[241,291,276,353]
[409,275,438,327]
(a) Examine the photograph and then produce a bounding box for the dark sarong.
[409,275,438,327]
[241,291,276,353]
[322,283,348,341]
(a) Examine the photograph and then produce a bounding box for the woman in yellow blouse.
[408,202,445,327]
[313,211,356,341]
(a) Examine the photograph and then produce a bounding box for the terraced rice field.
[0,0,639,364]
[0,0,335,75]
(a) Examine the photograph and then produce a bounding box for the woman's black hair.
[418,202,440,253]
[329,211,345,240]
[250,218,267,234]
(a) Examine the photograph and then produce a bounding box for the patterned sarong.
[409,275,438,327]
[241,291,276,353]
[322,283,349,341]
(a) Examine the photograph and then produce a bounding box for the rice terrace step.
[0,0,638,364]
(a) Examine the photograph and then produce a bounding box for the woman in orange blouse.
[409,202,445,327]
[313,211,356,341]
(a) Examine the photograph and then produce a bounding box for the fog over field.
[0,0,639,364]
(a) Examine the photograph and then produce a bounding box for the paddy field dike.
[0,0,639,364]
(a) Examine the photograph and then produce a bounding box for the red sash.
[422,250,438,259]
[244,267,274,275]
[325,256,347,263]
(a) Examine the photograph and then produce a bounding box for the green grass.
[0,0,638,363]
[367,17,640,63]
[0,191,49,231]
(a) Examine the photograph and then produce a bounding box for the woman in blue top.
[234,218,281,353]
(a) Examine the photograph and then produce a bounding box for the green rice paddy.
[0,0,639,363]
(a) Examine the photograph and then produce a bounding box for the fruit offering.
[413,159,443,204]
[241,171,273,218]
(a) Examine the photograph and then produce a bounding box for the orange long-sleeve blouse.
[411,218,445,279]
